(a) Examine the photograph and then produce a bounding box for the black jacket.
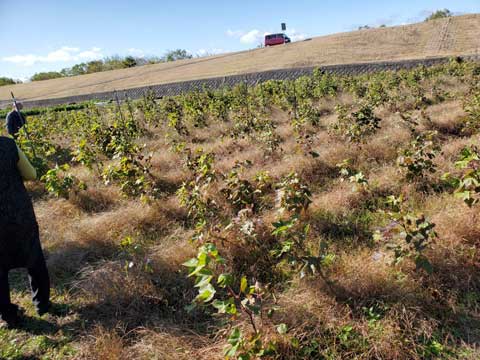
[0,137,39,269]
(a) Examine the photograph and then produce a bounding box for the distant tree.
[122,56,137,68]
[60,67,71,77]
[379,24,387,28]
[30,71,63,81]
[0,77,20,86]
[425,9,453,21]
[102,56,124,71]
[86,60,104,74]
[162,49,193,62]
[18,53,168,83]
[358,25,371,30]
[69,63,88,76]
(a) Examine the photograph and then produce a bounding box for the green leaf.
[454,190,471,201]
[303,223,310,236]
[440,172,451,181]
[246,303,261,315]
[240,276,248,293]
[415,256,433,274]
[195,268,213,276]
[321,253,336,267]
[194,275,212,288]
[212,298,237,315]
[188,263,206,277]
[188,251,210,277]
[224,343,239,358]
[271,218,296,235]
[182,258,198,268]
[227,327,242,346]
[217,273,234,288]
[277,323,288,334]
[203,243,218,256]
[195,283,216,303]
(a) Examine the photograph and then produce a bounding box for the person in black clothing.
[5,102,26,138]
[0,136,50,327]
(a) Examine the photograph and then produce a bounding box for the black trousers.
[0,224,50,319]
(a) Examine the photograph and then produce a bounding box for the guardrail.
[2,55,479,110]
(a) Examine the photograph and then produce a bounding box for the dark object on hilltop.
[6,108,25,137]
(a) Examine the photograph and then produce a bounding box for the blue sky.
[0,0,479,80]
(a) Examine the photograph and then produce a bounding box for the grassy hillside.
[1,59,480,359]
[1,14,480,103]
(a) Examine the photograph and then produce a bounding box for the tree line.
[30,49,193,82]
[2,49,193,84]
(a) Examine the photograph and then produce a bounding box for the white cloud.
[3,54,38,66]
[286,28,307,41]
[228,28,266,44]
[78,47,102,59]
[2,46,103,66]
[240,29,263,44]
[127,48,145,58]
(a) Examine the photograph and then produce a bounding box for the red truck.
[265,33,291,46]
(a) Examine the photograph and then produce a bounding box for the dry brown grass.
[368,164,403,194]
[127,328,222,360]
[2,15,479,102]
[69,186,119,213]
[358,115,412,165]
[76,324,224,360]
[272,247,467,359]
[435,135,478,174]
[426,194,480,247]
[35,196,184,289]
[424,100,467,135]
[76,325,126,360]
[275,261,418,359]
[278,279,349,329]
[9,66,480,359]
[310,182,367,216]
[332,249,421,303]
